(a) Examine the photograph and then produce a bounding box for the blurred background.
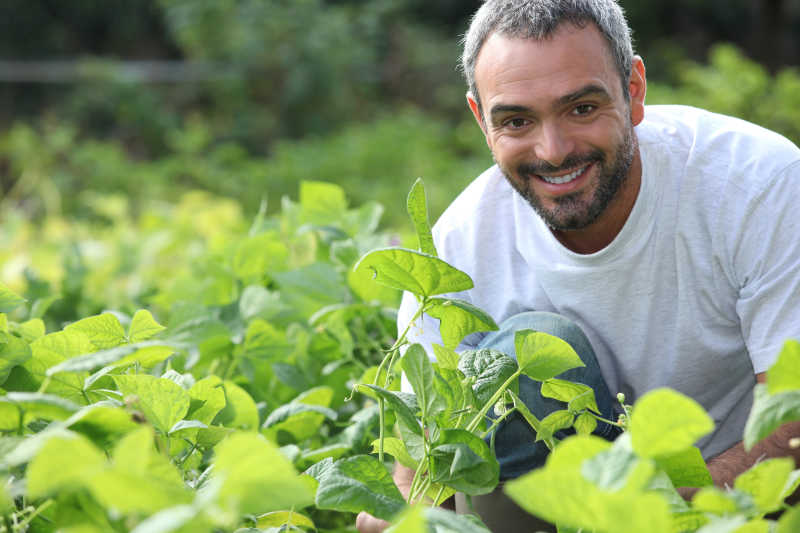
[1,0,799,325]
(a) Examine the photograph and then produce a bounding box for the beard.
[498,123,636,231]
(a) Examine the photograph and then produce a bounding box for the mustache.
[517,151,603,175]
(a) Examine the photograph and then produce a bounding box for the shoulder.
[638,105,800,187]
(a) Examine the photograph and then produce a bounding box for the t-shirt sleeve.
[731,161,800,374]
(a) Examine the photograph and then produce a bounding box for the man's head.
[462,0,634,117]
[461,0,646,252]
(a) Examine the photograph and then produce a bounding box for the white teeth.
[540,165,587,184]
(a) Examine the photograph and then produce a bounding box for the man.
[357,0,800,531]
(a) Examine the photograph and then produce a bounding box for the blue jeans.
[477,311,620,480]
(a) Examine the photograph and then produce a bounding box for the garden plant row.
[0,180,799,533]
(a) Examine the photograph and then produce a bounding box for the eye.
[572,104,596,116]
[504,117,530,129]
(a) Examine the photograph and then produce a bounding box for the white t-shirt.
[397,105,800,459]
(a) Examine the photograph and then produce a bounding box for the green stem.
[433,485,446,507]
[377,397,385,462]
[465,370,521,433]
[16,499,53,529]
[480,406,517,439]
[36,376,51,394]
[592,413,625,428]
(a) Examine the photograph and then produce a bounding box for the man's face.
[468,24,646,245]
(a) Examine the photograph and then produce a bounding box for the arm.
[679,372,800,500]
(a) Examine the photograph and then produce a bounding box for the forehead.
[474,23,621,109]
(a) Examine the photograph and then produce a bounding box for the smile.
[538,164,590,185]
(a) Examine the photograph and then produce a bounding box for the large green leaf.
[457,348,517,406]
[26,433,106,499]
[653,446,713,488]
[213,432,315,516]
[630,388,714,458]
[429,429,499,496]
[402,344,445,420]
[733,458,795,514]
[427,298,498,351]
[313,454,406,521]
[406,178,437,257]
[743,384,800,450]
[46,341,177,375]
[354,248,473,298]
[187,375,227,425]
[64,313,127,350]
[422,507,493,533]
[504,436,671,533]
[541,379,599,414]
[777,505,800,533]
[767,339,800,394]
[1,392,80,423]
[514,330,584,381]
[113,374,191,435]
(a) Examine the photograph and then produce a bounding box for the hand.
[356,511,390,533]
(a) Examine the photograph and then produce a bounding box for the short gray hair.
[461,0,634,111]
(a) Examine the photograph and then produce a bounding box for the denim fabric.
[477,311,620,480]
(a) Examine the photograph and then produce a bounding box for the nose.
[534,121,575,168]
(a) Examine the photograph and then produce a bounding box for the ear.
[466,91,491,147]
[628,56,647,126]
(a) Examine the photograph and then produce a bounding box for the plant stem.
[465,371,521,433]
[16,499,53,529]
[377,397,385,462]
[480,406,516,439]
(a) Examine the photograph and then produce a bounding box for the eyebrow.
[488,83,612,124]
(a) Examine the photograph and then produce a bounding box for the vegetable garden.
[1,178,799,533]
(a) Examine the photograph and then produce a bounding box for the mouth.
[537,163,592,185]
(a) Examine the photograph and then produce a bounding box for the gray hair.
[461,0,634,112]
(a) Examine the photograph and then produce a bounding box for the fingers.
[355,511,391,533]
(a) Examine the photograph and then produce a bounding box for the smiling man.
[356,1,800,532]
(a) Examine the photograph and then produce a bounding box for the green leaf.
[581,445,655,492]
[0,283,25,313]
[213,380,260,431]
[64,313,127,350]
[354,247,473,298]
[26,433,106,499]
[734,458,794,513]
[12,318,45,343]
[692,487,744,514]
[458,348,517,406]
[371,437,418,470]
[46,341,178,375]
[744,384,800,450]
[777,505,800,533]
[299,181,348,225]
[129,310,167,343]
[767,339,800,394]
[213,432,315,516]
[233,232,289,281]
[1,392,80,422]
[430,429,500,496]
[406,178,437,257]
[0,331,32,384]
[432,344,460,371]
[355,384,421,437]
[538,410,574,442]
[113,374,191,435]
[505,436,671,533]
[653,446,713,488]
[386,504,426,533]
[542,379,599,414]
[256,511,315,530]
[263,403,338,442]
[573,412,597,435]
[187,375,226,425]
[315,455,406,520]
[514,330,584,381]
[402,344,445,420]
[427,298,498,351]
[128,505,205,533]
[629,388,715,458]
